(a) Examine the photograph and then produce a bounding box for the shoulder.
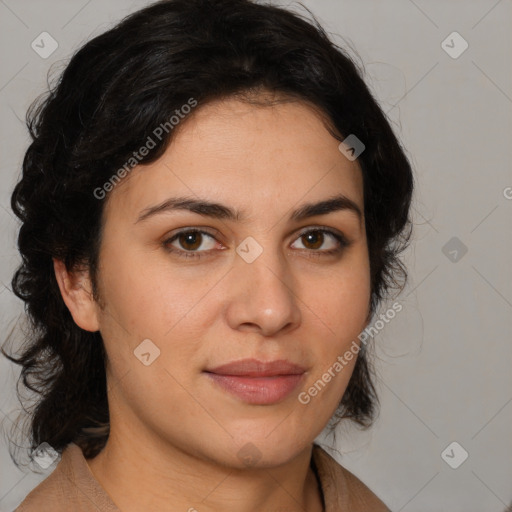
[15,449,67,512]
[312,443,390,512]
[15,443,119,512]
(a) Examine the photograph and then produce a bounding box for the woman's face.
[92,95,371,468]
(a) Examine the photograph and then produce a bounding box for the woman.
[4,0,413,510]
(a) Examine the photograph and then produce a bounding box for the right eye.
[163,229,224,259]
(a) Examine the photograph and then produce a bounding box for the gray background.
[1,0,511,510]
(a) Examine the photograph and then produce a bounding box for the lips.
[205,358,306,377]
[204,358,306,405]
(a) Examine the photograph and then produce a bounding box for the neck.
[86,426,324,512]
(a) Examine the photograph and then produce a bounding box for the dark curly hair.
[2,0,413,463]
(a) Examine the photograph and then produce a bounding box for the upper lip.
[205,358,306,377]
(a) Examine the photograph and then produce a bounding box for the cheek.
[297,247,371,407]
[324,278,369,330]
[96,240,210,338]
[95,240,224,388]
[302,252,371,343]
[295,264,370,429]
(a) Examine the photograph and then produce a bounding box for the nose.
[224,243,302,337]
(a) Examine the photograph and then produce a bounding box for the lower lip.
[205,373,304,405]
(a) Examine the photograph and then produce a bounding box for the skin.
[54,93,371,512]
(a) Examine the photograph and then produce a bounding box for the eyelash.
[162,227,350,260]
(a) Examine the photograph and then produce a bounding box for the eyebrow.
[135,194,363,224]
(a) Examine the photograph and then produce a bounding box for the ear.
[53,258,100,332]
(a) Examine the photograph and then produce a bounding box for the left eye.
[290,229,342,251]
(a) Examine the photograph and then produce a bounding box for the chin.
[218,431,312,470]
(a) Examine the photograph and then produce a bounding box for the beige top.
[16,442,390,511]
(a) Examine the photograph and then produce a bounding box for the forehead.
[103,96,364,222]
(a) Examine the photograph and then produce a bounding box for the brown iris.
[178,232,203,250]
[301,230,324,250]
